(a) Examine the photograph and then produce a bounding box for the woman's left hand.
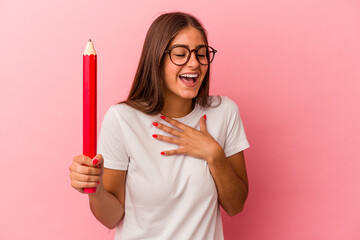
[152,115,224,163]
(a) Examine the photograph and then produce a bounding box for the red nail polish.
[203,114,207,120]
[92,159,99,165]
[161,152,165,155]
[153,122,158,126]
[160,116,166,120]
[152,134,158,138]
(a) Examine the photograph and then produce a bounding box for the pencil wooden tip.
[84,39,96,55]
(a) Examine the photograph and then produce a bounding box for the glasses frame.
[164,45,217,66]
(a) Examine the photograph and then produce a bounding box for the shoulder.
[100,103,147,136]
[207,95,239,112]
[109,102,134,112]
[105,103,142,120]
[103,103,155,129]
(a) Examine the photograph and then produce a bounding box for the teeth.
[180,74,199,78]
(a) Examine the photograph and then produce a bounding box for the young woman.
[69,12,250,239]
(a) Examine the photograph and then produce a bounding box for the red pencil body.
[83,41,97,193]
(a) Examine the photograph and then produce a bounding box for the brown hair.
[121,12,212,114]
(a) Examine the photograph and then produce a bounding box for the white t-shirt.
[98,96,250,240]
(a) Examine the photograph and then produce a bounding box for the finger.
[154,122,183,137]
[71,184,85,194]
[161,148,185,156]
[73,155,93,166]
[72,164,102,176]
[152,134,183,145]
[160,116,189,131]
[71,179,99,190]
[76,188,85,194]
[92,154,104,167]
[70,171,101,183]
[200,114,208,133]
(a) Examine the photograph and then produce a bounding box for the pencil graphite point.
[88,39,92,42]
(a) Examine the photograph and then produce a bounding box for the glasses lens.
[170,47,189,65]
[207,47,215,63]
[197,47,209,65]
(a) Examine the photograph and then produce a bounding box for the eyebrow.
[169,44,207,49]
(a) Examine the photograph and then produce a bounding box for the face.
[162,26,208,103]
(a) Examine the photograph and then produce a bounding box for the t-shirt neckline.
[160,103,200,123]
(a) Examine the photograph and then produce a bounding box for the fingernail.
[203,114,207,120]
[92,159,99,165]
[153,122,158,127]
[152,134,158,138]
[160,116,166,120]
[161,152,165,155]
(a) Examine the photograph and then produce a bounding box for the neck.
[161,97,194,118]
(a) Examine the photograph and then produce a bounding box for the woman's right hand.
[69,154,104,193]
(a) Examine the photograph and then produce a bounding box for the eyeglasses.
[164,45,217,66]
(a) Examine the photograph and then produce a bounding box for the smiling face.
[162,26,209,105]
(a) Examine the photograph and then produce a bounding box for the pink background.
[1,0,359,239]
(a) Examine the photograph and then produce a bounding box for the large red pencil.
[83,39,97,193]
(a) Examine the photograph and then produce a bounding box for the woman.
[69,12,250,239]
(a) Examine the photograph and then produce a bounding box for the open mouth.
[179,73,199,87]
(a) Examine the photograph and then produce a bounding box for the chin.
[179,90,200,100]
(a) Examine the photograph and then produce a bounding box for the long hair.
[121,12,212,115]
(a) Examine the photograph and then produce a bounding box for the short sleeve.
[97,105,129,170]
[223,97,250,157]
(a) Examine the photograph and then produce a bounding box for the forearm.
[88,183,125,229]
[207,147,248,216]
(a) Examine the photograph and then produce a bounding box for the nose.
[187,50,200,68]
